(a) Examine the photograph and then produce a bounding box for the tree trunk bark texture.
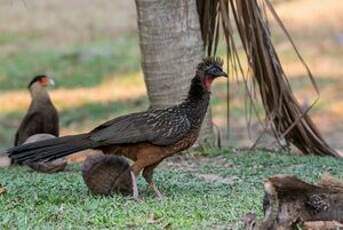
[135,0,215,147]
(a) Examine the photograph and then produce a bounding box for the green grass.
[0,34,140,90]
[0,151,342,229]
[0,32,42,46]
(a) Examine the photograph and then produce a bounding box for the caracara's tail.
[7,134,97,164]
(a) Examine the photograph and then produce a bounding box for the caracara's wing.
[15,112,44,146]
[90,109,191,146]
[43,105,59,137]
[14,103,59,146]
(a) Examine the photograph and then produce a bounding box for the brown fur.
[245,174,343,230]
[26,160,67,174]
[82,155,132,196]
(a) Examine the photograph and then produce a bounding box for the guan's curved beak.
[208,68,228,78]
[214,70,228,78]
[220,71,228,78]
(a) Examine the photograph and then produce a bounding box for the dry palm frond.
[197,0,338,157]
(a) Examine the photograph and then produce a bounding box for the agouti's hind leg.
[130,162,148,200]
[129,170,139,200]
[143,162,163,199]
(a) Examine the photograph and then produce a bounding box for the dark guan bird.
[14,75,59,146]
[8,57,227,199]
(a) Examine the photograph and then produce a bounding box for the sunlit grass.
[275,0,343,31]
[0,72,146,114]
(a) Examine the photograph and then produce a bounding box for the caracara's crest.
[28,75,48,89]
[197,57,224,72]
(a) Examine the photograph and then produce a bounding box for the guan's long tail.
[7,134,97,164]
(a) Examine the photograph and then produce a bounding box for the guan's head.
[196,57,227,90]
[28,75,55,89]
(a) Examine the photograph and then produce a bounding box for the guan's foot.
[149,182,163,200]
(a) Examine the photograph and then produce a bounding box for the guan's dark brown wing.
[90,108,191,146]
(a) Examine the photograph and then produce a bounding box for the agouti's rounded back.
[82,155,132,196]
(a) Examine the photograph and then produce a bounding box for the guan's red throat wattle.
[205,77,214,90]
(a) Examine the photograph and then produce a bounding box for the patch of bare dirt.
[0,153,11,168]
[0,184,6,195]
[66,149,103,163]
[163,155,234,172]
[162,154,238,185]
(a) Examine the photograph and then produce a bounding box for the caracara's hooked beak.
[48,78,55,86]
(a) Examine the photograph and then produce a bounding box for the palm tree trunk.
[135,0,216,147]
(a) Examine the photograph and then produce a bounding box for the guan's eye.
[214,68,222,73]
[208,67,220,75]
